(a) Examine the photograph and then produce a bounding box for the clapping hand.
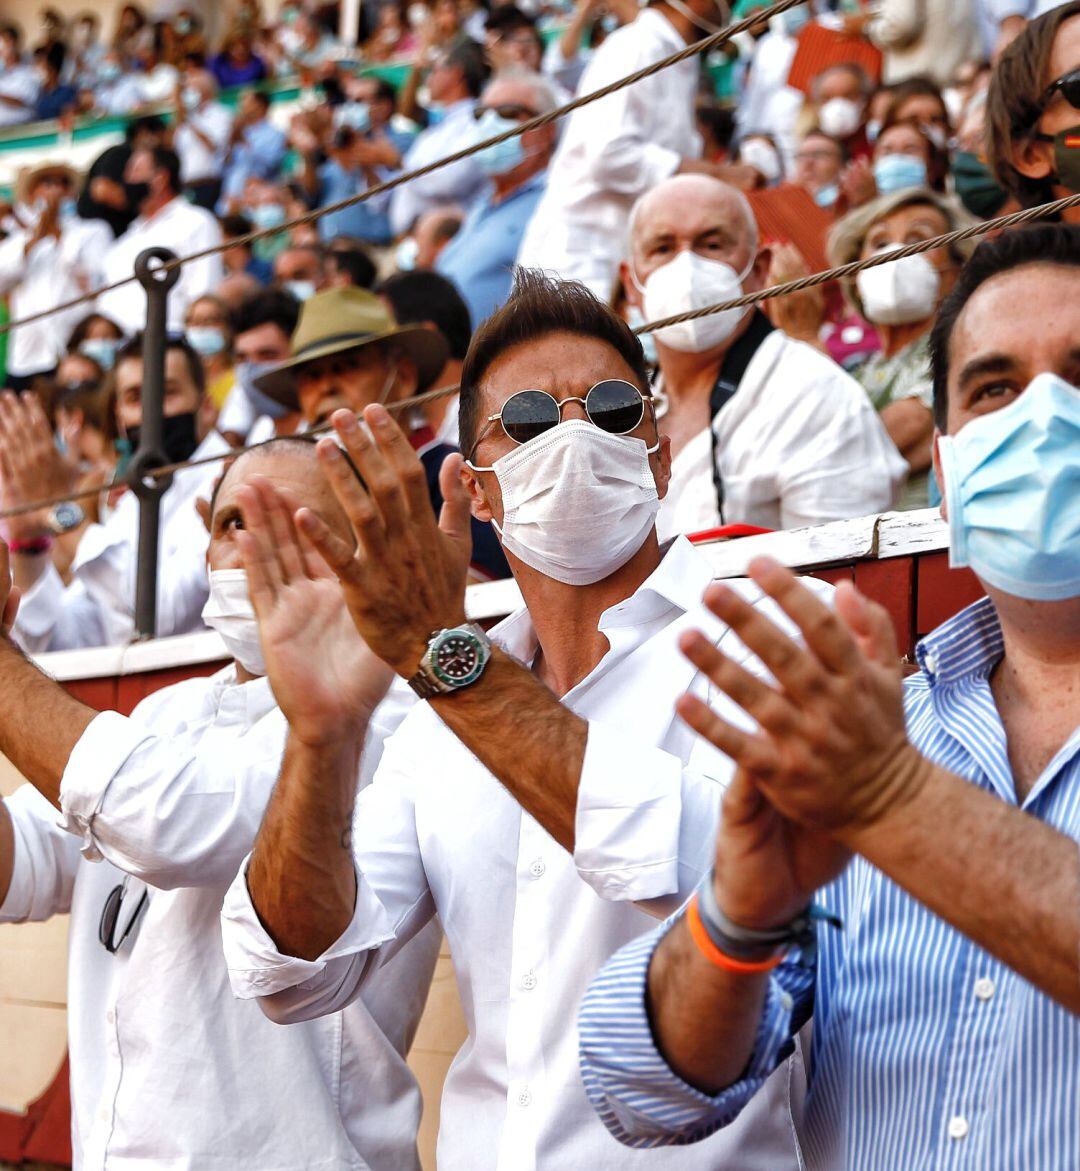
[235,476,394,746]
[0,541,21,638]
[0,392,78,544]
[676,558,930,923]
[296,406,473,679]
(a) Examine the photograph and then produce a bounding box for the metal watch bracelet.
[696,869,842,967]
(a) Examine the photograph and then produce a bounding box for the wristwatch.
[407,623,492,699]
[47,501,85,535]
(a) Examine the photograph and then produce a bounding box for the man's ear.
[620,259,644,312]
[393,355,419,402]
[749,245,772,291]
[1012,135,1055,183]
[197,393,219,440]
[653,432,672,502]
[460,463,494,524]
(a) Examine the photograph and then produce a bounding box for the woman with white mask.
[828,188,976,508]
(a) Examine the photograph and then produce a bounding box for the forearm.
[0,637,96,807]
[843,758,1080,1012]
[246,731,364,960]
[647,915,770,1093]
[430,648,586,851]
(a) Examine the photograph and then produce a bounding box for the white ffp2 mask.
[856,250,941,326]
[469,420,661,586]
[202,569,266,675]
[637,250,754,353]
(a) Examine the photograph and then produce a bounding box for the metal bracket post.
[130,247,180,641]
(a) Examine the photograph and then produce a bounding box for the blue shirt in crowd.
[579,596,1080,1170]
[219,120,288,210]
[316,127,415,245]
[436,172,546,329]
[35,83,78,121]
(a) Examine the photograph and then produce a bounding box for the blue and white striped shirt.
[579,597,1080,1169]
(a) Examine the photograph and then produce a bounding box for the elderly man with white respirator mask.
[622,174,907,538]
[0,436,440,1170]
[220,269,830,1170]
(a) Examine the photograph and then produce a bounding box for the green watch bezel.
[427,626,489,689]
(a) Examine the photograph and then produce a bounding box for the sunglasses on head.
[468,379,650,465]
[474,102,538,122]
[1037,66,1080,116]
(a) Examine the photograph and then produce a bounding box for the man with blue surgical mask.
[220,268,825,1169]
[216,290,304,446]
[436,70,557,328]
[622,173,906,539]
[578,223,1080,1168]
[0,437,440,1169]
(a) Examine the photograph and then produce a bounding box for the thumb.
[437,452,473,553]
[720,766,767,829]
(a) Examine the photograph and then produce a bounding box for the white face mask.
[856,249,941,326]
[468,420,661,586]
[635,249,754,353]
[201,568,266,675]
[818,96,863,140]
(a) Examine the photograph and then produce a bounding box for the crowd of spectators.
[0,1,1077,1166]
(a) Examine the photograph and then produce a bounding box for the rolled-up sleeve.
[579,919,811,1147]
[0,786,82,923]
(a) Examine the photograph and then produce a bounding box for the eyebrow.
[955,353,1016,394]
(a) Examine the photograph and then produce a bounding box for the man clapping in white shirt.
[1,335,229,651]
[221,270,826,1170]
[0,437,439,1170]
[622,174,907,537]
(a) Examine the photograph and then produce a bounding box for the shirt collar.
[490,535,714,661]
[211,663,278,726]
[915,595,1003,686]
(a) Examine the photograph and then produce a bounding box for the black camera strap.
[709,309,775,524]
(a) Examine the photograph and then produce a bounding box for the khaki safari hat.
[15,160,79,207]
[254,287,449,408]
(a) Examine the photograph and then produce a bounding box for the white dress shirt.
[0,215,113,376]
[656,330,908,539]
[96,197,224,335]
[0,667,438,1171]
[516,9,701,298]
[224,538,832,1171]
[389,99,487,237]
[173,100,233,183]
[14,430,230,653]
[0,63,40,127]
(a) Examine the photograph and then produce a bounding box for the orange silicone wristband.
[686,895,785,975]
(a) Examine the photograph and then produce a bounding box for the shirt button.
[947,1116,969,1140]
[521,971,538,991]
[923,651,938,675]
[517,1088,532,1107]
[529,858,546,878]
[974,976,995,1001]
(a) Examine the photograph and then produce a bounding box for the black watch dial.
[431,630,486,688]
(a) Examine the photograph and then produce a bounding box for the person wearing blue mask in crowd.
[217,289,304,447]
[793,128,846,210]
[32,41,78,121]
[67,313,124,376]
[185,295,236,414]
[579,222,1080,1169]
[272,244,325,304]
[0,162,111,393]
[436,71,557,329]
[218,91,287,216]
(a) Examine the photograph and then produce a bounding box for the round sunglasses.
[467,379,651,465]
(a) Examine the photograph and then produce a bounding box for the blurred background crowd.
[0,0,1073,651]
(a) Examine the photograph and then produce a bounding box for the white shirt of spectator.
[655,330,908,540]
[516,8,701,298]
[0,213,113,377]
[96,195,224,335]
[0,666,437,1171]
[136,62,179,105]
[13,430,231,653]
[223,536,824,1171]
[0,62,41,127]
[389,98,489,237]
[173,99,234,183]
